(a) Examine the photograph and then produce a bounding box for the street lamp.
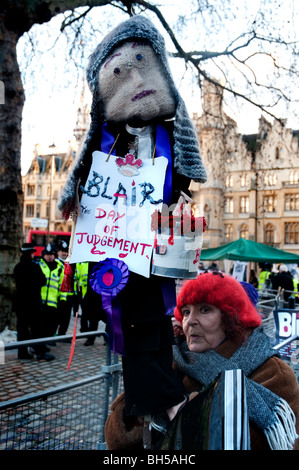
[47,143,56,244]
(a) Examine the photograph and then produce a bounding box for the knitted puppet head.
[174,272,262,329]
[98,41,176,124]
[58,15,207,219]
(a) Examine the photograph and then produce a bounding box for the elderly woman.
[105,272,299,450]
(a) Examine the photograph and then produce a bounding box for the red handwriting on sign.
[193,248,201,265]
[95,207,126,237]
[95,208,126,222]
[75,232,151,258]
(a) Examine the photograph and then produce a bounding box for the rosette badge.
[90,258,129,296]
[89,258,130,355]
[116,153,142,177]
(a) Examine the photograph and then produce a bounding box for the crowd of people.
[258,262,298,304]
[12,241,103,361]
[199,260,299,304]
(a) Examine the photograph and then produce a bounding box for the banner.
[273,309,299,360]
[70,151,168,278]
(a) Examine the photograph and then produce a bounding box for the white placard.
[232,261,248,282]
[31,218,48,228]
[70,151,168,278]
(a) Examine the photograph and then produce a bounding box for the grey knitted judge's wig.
[58,15,207,219]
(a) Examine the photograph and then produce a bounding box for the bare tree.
[0,0,298,328]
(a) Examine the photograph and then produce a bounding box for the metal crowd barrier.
[1,299,298,450]
[0,332,124,450]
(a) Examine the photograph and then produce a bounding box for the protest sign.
[70,151,168,278]
[273,309,299,361]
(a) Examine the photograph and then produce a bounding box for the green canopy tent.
[200,238,299,263]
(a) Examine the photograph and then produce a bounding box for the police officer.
[56,241,76,340]
[40,243,62,339]
[13,243,54,361]
[75,262,106,346]
[258,262,273,291]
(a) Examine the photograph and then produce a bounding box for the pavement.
[0,317,121,452]
[0,317,110,404]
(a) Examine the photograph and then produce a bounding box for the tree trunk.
[0,0,121,331]
[0,22,24,330]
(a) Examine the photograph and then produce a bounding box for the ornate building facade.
[22,88,90,239]
[191,80,299,255]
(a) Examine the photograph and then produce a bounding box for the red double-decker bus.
[26,230,71,258]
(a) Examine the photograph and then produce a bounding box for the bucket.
[150,210,205,279]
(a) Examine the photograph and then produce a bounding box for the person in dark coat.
[271,264,294,301]
[56,240,77,340]
[13,243,54,360]
[80,262,107,346]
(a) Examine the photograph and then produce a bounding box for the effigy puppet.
[58,15,207,425]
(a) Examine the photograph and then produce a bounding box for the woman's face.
[182,303,226,353]
[98,41,175,123]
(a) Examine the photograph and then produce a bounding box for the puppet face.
[98,41,176,124]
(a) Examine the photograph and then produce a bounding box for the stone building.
[22,87,90,240]
[191,80,299,256]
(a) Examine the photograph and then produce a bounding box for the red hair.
[175,272,261,332]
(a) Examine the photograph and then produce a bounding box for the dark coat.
[13,255,46,312]
[271,272,294,300]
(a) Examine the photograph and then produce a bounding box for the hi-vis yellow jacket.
[40,259,62,308]
[258,270,271,290]
[75,262,89,299]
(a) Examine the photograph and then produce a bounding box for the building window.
[225,175,233,187]
[289,171,298,185]
[265,223,275,244]
[224,224,233,242]
[225,197,234,214]
[25,204,34,218]
[285,222,299,244]
[263,195,277,212]
[27,184,35,196]
[240,173,249,187]
[37,185,42,197]
[285,193,299,211]
[36,204,41,218]
[46,203,50,218]
[239,224,248,239]
[275,147,282,160]
[240,196,249,213]
[264,173,278,186]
